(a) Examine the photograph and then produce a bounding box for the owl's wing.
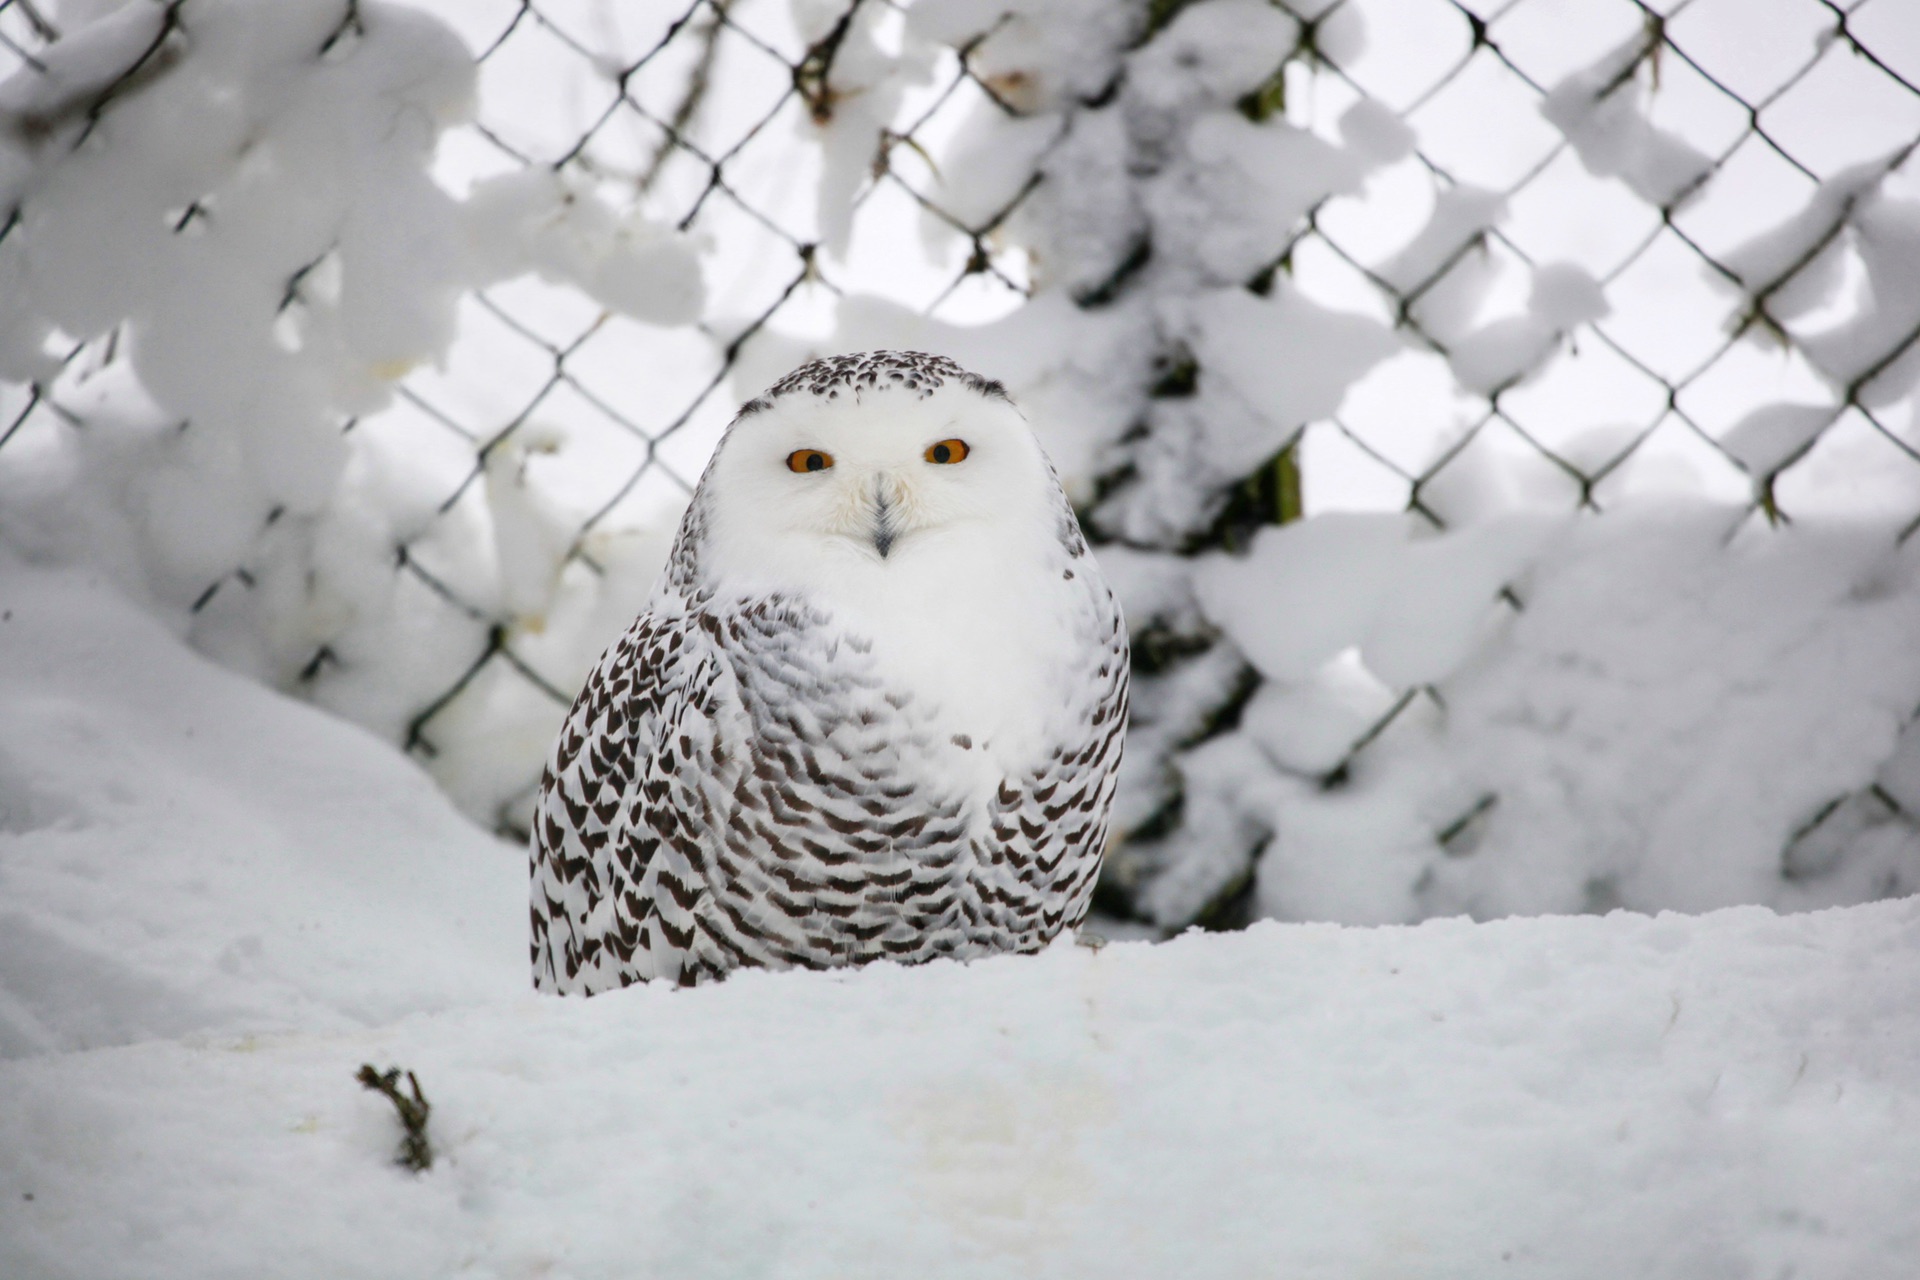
[529,608,729,993]
[983,589,1130,941]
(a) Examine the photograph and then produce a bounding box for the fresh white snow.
[1540,31,1714,212]
[8,898,1920,1280]
[0,552,523,1058]
[3,542,1919,1280]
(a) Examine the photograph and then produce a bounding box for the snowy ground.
[7,898,1920,1280]
[4,557,1919,1278]
[0,554,524,1059]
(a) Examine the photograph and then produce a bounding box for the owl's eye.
[786,449,834,473]
[924,439,970,465]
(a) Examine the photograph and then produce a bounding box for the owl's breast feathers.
[530,582,1128,994]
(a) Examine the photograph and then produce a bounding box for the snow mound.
[0,554,522,1058]
[3,900,1917,1278]
[2,560,1918,1278]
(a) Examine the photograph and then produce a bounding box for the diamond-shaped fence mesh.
[2,0,1917,929]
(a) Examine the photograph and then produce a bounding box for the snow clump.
[0,0,705,828]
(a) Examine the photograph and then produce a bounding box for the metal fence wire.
[2,0,1919,930]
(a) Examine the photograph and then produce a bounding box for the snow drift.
[2,556,1918,1279]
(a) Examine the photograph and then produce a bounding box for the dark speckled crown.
[737,350,1008,417]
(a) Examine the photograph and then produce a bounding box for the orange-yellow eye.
[786,449,834,473]
[925,438,970,464]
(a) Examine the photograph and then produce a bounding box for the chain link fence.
[3,0,1918,930]
[378,0,1056,759]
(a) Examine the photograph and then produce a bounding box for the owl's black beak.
[870,477,897,559]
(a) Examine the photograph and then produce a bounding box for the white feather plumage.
[530,352,1128,992]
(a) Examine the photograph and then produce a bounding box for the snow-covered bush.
[0,0,707,825]
[2,0,1918,931]
[861,0,1920,928]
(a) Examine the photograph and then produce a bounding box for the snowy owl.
[529,351,1129,993]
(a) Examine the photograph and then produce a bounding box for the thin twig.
[356,1064,433,1172]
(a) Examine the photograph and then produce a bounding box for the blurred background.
[3,0,1918,937]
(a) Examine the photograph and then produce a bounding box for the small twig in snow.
[356,1063,433,1172]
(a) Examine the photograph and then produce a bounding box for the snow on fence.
[2,0,1919,933]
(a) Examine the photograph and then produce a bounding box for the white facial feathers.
[704,385,1050,577]
[684,350,1108,759]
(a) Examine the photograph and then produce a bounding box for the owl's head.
[693,351,1068,590]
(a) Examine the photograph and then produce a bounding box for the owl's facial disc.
[779,404,1022,564]
[703,379,1055,591]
